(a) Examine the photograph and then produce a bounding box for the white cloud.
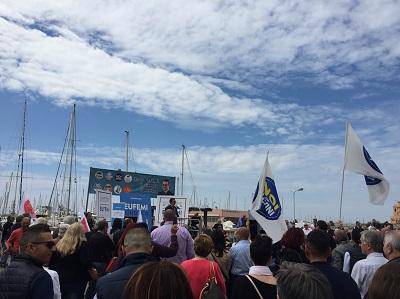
[0,1,399,137]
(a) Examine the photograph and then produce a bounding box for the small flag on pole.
[250,155,287,243]
[344,123,390,205]
[137,210,143,223]
[80,214,91,233]
[19,198,36,219]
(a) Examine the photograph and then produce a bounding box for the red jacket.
[181,259,226,299]
[6,228,24,255]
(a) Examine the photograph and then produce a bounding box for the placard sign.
[112,203,126,220]
[96,189,112,221]
[120,192,152,227]
[154,196,188,226]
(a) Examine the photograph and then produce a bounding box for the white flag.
[344,123,389,205]
[137,209,143,223]
[250,156,287,243]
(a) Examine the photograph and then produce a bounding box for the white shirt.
[351,252,387,298]
[44,267,62,299]
[303,228,312,235]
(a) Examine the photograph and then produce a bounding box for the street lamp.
[292,187,304,224]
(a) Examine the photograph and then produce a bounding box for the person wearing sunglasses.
[0,223,55,299]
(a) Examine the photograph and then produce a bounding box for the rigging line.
[4,173,13,214]
[184,147,197,204]
[129,144,137,173]
[48,114,71,207]
[184,148,196,187]
[60,126,71,210]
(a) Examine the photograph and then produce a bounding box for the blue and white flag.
[344,123,390,205]
[250,156,287,243]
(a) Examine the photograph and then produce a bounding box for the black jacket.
[388,257,400,264]
[1,222,13,241]
[49,242,92,291]
[312,261,361,299]
[331,241,366,272]
[278,247,308,264]
[86,232,115,264]
[96,253,156,299]
[157,190,173,196]
[0,254,53,299]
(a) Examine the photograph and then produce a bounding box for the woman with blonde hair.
[49,222,96,298]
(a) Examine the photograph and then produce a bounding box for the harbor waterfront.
[1,1,400,298]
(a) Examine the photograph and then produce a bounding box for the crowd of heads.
[1,210,400,299]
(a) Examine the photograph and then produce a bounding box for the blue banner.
[120,192,152,227]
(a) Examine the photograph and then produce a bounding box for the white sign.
[96,189,112,221]
[154,196,188,226]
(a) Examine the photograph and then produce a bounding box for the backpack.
[200,262,225,299]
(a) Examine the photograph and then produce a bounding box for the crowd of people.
[0,211,399,299]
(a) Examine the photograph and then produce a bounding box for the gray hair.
[277,263,334,299]
[384,231,400,252]
[63,215,78,225]
[334,229,348,242]
[361,230,384,253]
[58,223,70,238]
[124,228,151,250]
[36,217,48,225]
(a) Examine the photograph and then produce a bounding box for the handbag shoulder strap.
[209,261,216,278]
[245,275,263,299]
[211,252,229,281]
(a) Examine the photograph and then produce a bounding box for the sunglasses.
[31,241,55,249]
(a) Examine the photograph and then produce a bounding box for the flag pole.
[339,122,349,220]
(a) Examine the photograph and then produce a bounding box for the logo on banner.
[363,146,382,186]
[124,174,133,183]
[105,172,113,180]
[114,185,122,194]
[95,171,103,180]
[256,177,282,220]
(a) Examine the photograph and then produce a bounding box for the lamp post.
[292,187,304,224]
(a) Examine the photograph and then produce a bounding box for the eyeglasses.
[31,241,55,249]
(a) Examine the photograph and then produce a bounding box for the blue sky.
[0,0,399,222]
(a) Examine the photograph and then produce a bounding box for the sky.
[0,0,399,222]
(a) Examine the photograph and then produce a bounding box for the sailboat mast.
[12,156,20,214]
[67,104,76,214]
[18,100,27,209]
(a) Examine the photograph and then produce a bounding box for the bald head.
[235,227,249,241]
[384,231,400,261]
[164,209,175,222]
